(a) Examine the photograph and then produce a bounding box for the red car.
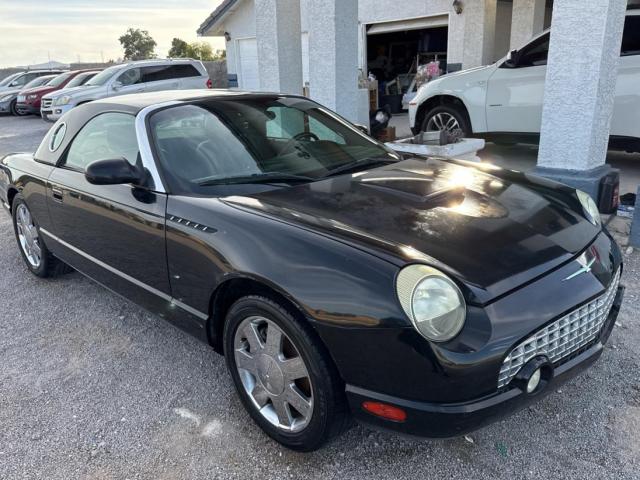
[16,70,94,115]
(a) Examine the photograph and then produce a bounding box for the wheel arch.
[206,275,320,355]
[7,187,19,212]
[413,94,473,135]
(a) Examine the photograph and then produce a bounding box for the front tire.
[224,296,349,451]
[10,100,27,117]
[421,104,471,137]
[12,196,71,277]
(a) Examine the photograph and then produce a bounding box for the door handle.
[51,186,63,203]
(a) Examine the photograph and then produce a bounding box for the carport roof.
[197,0,240,36]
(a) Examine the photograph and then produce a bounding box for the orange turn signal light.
[362,401,407,422]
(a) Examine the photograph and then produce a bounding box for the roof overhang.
[197,0,242,37]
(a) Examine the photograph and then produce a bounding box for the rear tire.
[224,295,350,451]
[11,196,72,278]
[421,104,471,137]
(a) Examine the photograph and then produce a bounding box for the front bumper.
[347,285,624,438]
[16,102,40,114]
[42,103,72,121]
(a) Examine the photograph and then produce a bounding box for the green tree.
[186,41,215,61]
[168,38,189,58]
[119,28,157,60]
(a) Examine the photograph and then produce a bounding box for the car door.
[172,64,206,89]
[611,14,640,138]
[140,65,180,92]
[110,67,146,97]
[45,111,171,314]
[485,32,550,134]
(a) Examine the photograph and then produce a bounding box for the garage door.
[237,37,259,90]
[367,14,448,35]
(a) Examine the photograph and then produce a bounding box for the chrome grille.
[42,98,52,109]
[498,269,620,389]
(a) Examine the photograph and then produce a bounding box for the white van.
[43,58,211,122]
[409,9,640,152]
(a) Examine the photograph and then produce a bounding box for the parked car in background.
[44,59,211,122]
[16,69,97,116]
[41,70,100,121]
[409,9,640,152]
[0,70,66,93]
[0,90,624,451]
[0,74,56,116]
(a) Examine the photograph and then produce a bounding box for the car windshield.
[0,73,21,87]
[65,72,97,88]
[85,65,123,86]
[149,96,399,194]
[46,72,74,88]
[22,75,55,89]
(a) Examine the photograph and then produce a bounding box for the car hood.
[44,85,88,99]
[223,158,599,304]
[20,85,56,96]
[0,88,21,97]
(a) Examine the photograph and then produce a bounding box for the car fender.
[410,64,497,133]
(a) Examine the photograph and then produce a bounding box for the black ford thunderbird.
[0,90,624,451]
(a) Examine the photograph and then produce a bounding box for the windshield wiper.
[319,157,398,179]
[198,172,314,186]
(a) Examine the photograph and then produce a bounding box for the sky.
[0,0,226,68]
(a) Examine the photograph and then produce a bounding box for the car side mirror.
[503,49,519,68]
[85,158,142,185]
[112,81,123,91]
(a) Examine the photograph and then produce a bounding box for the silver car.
[0,74,57,116]
[0,70,65,93]
[45,59,211,122]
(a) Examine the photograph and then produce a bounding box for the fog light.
[512,355,552,394]
[526,368,541,393]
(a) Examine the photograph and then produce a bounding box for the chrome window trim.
[135,100,184,194]
[39,227,208,321]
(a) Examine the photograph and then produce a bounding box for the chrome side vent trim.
[167,215,216,233]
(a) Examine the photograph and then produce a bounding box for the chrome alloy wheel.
[15,204,42,268]
[234,316,314,432]
[425,112,461,133]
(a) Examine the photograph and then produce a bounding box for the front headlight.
[27,94,37,100]
[55,96,71,106]
[396,265,466,342]
[576,190,601,227]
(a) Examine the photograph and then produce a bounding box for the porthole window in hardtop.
[49,122,67,152]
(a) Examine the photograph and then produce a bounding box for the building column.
[535,0,627,200]
[510,0,545,49]
[255,0,303,94]
[462,0,498,68]
[308,0,361,123]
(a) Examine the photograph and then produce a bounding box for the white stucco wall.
[221,0,257,77]
[215,0,545,81]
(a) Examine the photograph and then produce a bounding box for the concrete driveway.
[1,114,639,479]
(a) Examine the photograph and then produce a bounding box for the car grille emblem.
[563,253,596,282]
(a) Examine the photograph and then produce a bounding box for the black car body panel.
[224,157,601,304]
[0,90,624,440]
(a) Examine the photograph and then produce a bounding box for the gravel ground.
[0,114,639,479]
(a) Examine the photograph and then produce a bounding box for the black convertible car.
[0,90,624,451]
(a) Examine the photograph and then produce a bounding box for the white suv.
[409,10,640,152]
[42,58,211,122]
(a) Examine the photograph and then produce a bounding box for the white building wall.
[222,0,257,77]
[217,0,543,84]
